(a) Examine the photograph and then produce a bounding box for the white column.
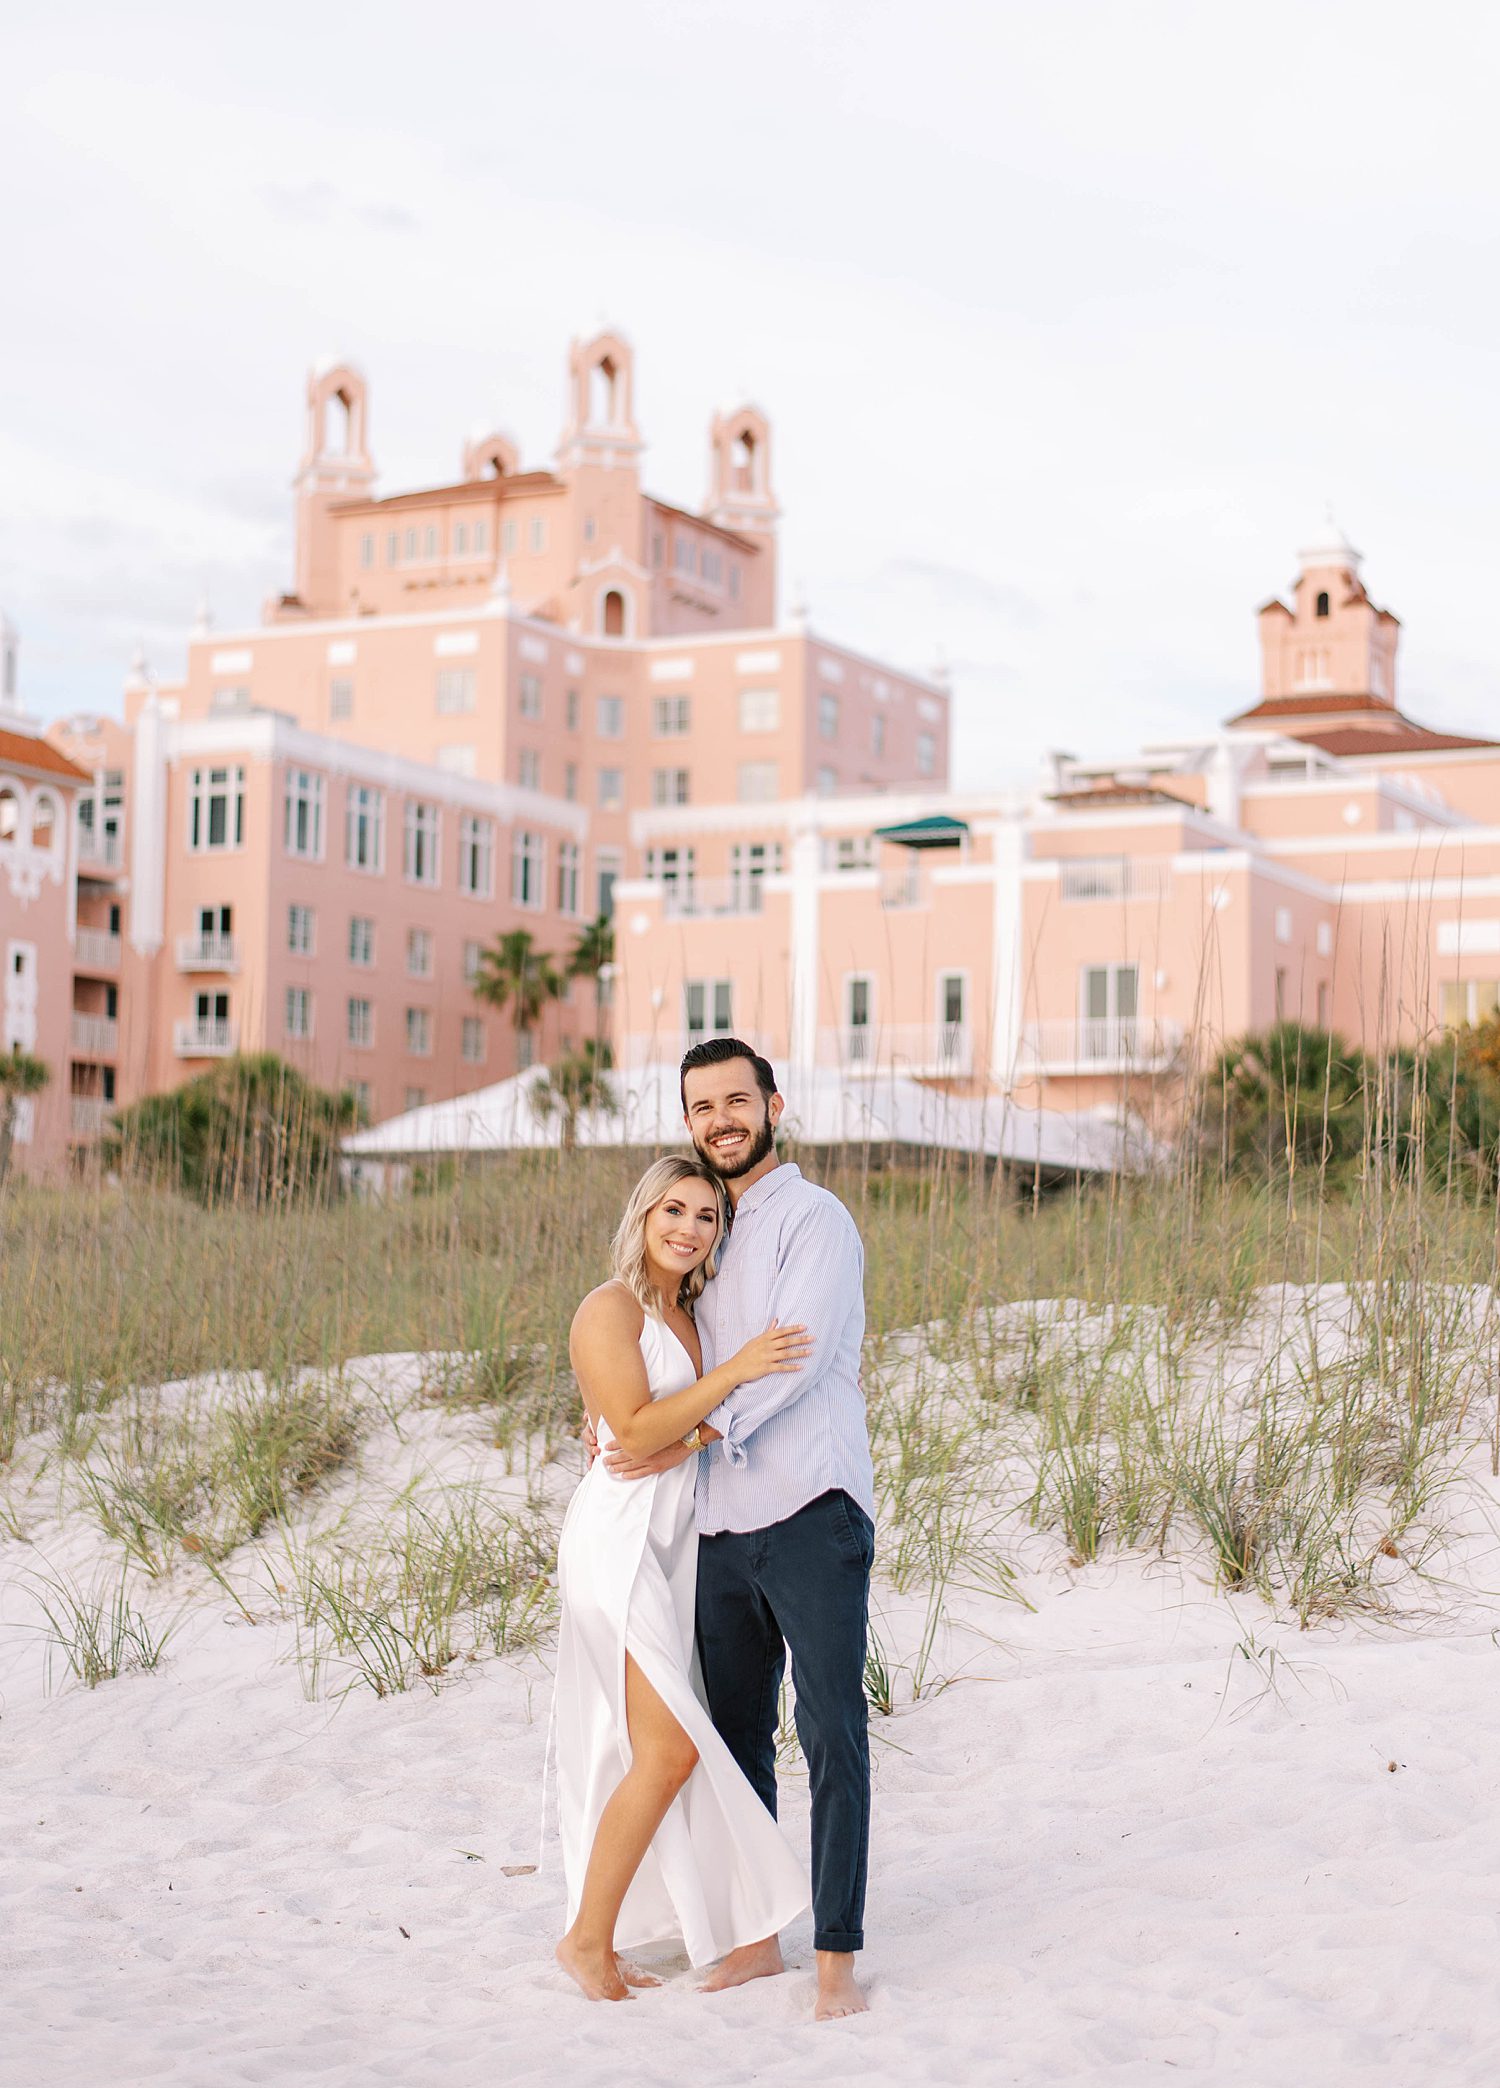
[129,696,168,957]
[788,820,821,1076]
[988,814,1025,1087]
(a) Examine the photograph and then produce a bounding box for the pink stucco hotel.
[3,331,1498,1180]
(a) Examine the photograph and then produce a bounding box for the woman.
[553,1155,812,2001]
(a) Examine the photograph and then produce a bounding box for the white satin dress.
[554,1312,809,1966]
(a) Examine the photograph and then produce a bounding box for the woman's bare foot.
[699,1936,785,1992]
[814,1951,868,2021]
[555,1933,633,2001]
[616,1956,661,1988]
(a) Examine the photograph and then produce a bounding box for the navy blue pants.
[695,1489,873,1953]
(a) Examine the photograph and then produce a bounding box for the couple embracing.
[551,1036,874,2021]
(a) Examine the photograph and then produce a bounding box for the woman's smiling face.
[643,1178,722,1290]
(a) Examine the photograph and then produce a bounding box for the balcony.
[880,869,924,910]
[660,877,772,920]
[70,1097,111,1138]
[75,928,121,972]
[176,933,239,972]
[78,829,123,869]
[817,1023,973,1078]
[1018,1018,1183,1076]
[174,1018,238,1057]
[1056,857,1173,904]
[70,1013,118,1057]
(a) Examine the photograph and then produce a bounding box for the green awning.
[872,814,970,850]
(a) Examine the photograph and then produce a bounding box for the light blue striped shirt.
[694,1163,874,1536]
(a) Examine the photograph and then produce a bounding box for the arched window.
[589,357,618,428]
[601,589,627,637]
[323,388,352,456]
[0,785,18,842]
[1315,590,1330,618]
[731,429,758,495]
[31,791,57,850]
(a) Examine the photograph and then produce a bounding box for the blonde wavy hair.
[610,1156,728,1316]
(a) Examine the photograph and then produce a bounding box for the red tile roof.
[1300,722,1499,759]
[1227,691,1395,724]
[0,728,89,782]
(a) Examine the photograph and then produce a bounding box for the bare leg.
[556,1654,698,2002]
[814,1948,868,2020]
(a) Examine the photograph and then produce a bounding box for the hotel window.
[283,767,325,859]
[563,762,578,802]
[406,1007,433,1057]
[454,522,470,556]
[512,830,544,910]
[739,688,779,734]
[557,839,581,916]
[458,813,494,897]
[210,685,249,713]
[519,674,543,720]
[676,536,696,574]
[652,767,690,807]
[1275,907,1293,944]
[345,784,385,873]
[844,977,873,1062]
[938,973,967,1047]
[461,1015,486,1064]
[474,522,488,556]
[828,835,872,872]
[462,938,483,982]
[404,1086,428,1111]
[737,761,778,804]
[917,732,936,777]
[285,986,313,1040]
[437,667,476,714]
[597,768,624,810]
[529,517,546,553]
[729,565,740,600]
[348,916,375,967]
[359,534,374,569]
[1081,964,1138,1055]
[329,677,353,720]
[403,800,440,886]
[648,845,696,909]
[404,528,418,559]
[188,766,245,852]
[386,532,398,565]
[347,997,374,1049]
[565,687,580,732]
[596,694,624,738]
[729,841,781,909]
[653,695,691,736]
[701,549,722,587]
[424,525,438,558]
[348,1079,372,1120]
[1316,590,1330,618]
[872,713,887,758]
[406,928,433,978]
[287,904,316,956]
[817,766,837,796]
[684,979,733,1043]
[502,520,518,555]
[596,849,622,918]
[518,749,542,791]
[819,692,840,741]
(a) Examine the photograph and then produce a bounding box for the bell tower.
[292,360,377,613]
[1256,519,1400,708]
[557,329,643,474]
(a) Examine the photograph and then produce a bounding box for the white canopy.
[342,1062,1153,1176]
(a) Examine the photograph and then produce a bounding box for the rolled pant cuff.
[813,1931,863,1953]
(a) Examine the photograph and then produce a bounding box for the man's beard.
[693,1112,776,1181]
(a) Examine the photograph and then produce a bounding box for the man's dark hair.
[679,1036,778,1111]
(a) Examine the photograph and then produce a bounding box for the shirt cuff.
[704,1400,748,1466]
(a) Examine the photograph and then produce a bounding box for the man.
[603,1037,874,2021]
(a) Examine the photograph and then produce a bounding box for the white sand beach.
[3,1298,1499,2088]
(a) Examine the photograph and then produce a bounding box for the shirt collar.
[732,1161,801,1221]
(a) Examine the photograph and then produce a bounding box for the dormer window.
[1315,590,1330,618]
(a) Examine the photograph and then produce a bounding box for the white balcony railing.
[74,929,121,971]
[1018,1018,1183,1075]
[70,1014,118,1057]
[70,1097,111,1137]
[880,868,924,910]
[78,829,122,868]
[1057,857,1173,904]
[817,1023,973,1077]
[174,1019,238,1057]
[176,933,239,972]
[660,877,772,919]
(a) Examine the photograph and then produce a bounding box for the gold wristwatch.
[681,1426,704,1451]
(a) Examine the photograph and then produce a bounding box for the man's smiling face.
[683,1057,783,1182]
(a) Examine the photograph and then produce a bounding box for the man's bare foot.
[555,1933,633,2001]
[616,1956,661,1988]
[699,1936,785,1992]
[814,1950,868,2021]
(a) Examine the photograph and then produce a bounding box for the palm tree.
[473,928,563,1069]
[529,1038,619,1151]
[567,914,615,1053]
[0,1047,49,1190]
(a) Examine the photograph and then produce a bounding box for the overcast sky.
[3,1,1497,788]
